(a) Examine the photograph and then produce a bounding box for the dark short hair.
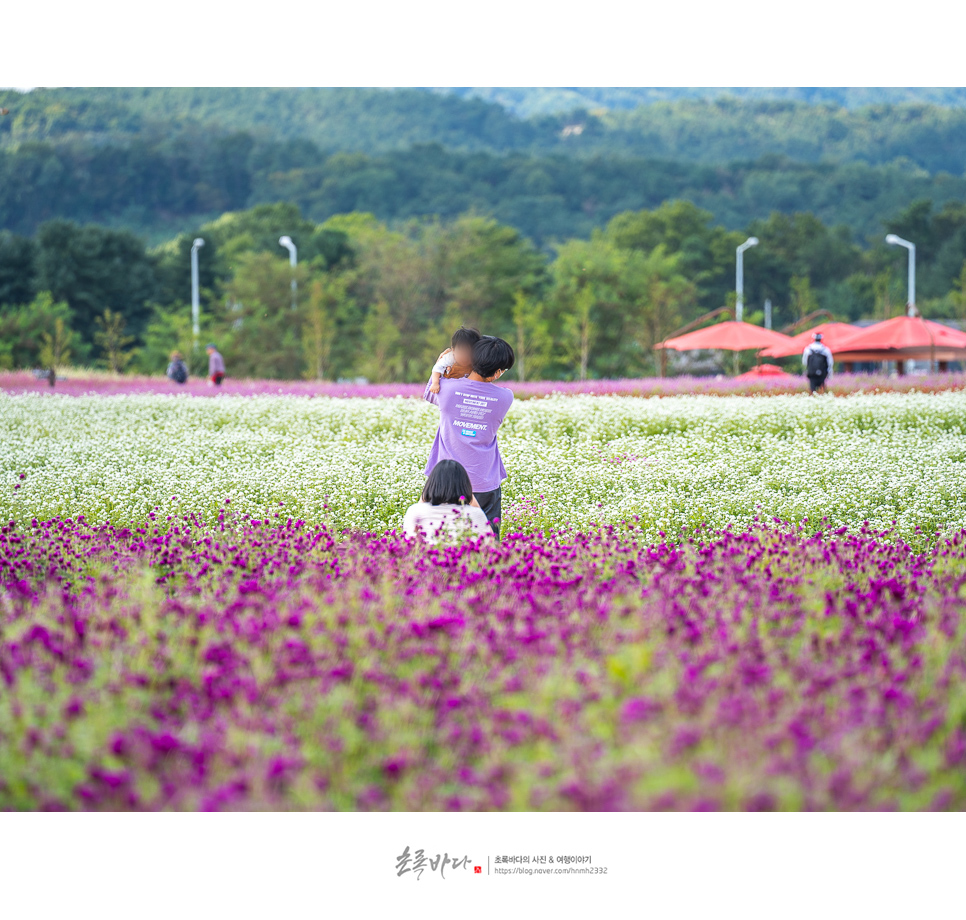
[421,459,473,506]
[452,326,481,350]
[472,336,515,378]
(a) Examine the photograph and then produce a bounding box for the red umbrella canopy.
[759,322,862,358]
[735,364,795,380]
[658,321,792,352]
[830,315,966,354]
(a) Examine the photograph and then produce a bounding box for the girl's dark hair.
[452,326,481,349]
[421,459,473,506]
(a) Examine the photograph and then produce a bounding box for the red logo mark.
[474,866,482,874]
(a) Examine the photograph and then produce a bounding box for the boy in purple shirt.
[423,336,515,539]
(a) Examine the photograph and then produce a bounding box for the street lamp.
[735,237,759,323]
[885,234,916,316]
[279,235,298,310]
[190,238,205,350]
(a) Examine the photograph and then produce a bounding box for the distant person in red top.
[206,343,225,386]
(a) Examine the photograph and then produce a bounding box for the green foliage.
[93,308,135,373]
[359,300,403,384]
[0,230,36,306]
[605,201,739,318]
[789,275,820,321]
[34,220,158,344]
[510,292,553,383]
[951,262,966,323]
[440,86,966,117]
[631,246,698,357]
[0,290,76,369]
[39,317,74,373]
[217,252,308,379]
[6,88,966,247]
[551,236,629,380]
[885,200,966,301]
[131,307,198,376]
[302,273,354,381]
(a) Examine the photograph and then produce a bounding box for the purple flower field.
[3,369,965,399]
[3,511,965,811]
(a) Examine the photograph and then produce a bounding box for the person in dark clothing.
[166,351,189,384]
[802,333,833,394]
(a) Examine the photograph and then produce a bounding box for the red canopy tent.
[759,322,863,359]
[734,364,795,380]
[656,321,792,352]
[829,316,966,363]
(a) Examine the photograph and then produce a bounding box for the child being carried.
[429,326,481,394]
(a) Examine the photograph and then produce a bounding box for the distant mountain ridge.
[3,86,966,247]
[429,87,966,117]
[4,87,966,174]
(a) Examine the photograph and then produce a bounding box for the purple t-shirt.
[423,376,514,493]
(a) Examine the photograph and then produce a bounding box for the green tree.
[550,234,653,379]
[789,275,820,321]
[35,220,158,343]
[510,291,552,382]
[0,290,76,369]
[94,308,135,373]
[359,299,403,383]
[630,246,697,364]
[302,273,353,380]
[949,260,966,324]
[133,306,199,376]
[562,287,596,381]
[218,251,308,379]
[0,230,37,306]
[420,214,546,338]
[606,201,740,316]
[39,317,74,379]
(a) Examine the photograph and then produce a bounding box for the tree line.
[3,199,966,381]
[5,89,966,248]
[6,87,966,172]
[3,135,966,249]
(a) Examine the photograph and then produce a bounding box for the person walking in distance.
[803,332,833,395]
[422,336,515,540]
[206,343,226,387]
[166,351,189,385]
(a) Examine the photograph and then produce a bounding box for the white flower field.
[3,390,965,546]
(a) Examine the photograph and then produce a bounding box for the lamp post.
[190,238,205,350]
[279,235,298,310]
[735,237,759,323]
[885,234,916,317]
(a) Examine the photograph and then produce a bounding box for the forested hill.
[3,87,966,246]
[5,87,966,172]
[433,87,966,117]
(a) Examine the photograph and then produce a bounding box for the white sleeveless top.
[402,501,493,544]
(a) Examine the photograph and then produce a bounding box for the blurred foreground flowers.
[2,513,965,811]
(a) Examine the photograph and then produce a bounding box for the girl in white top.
[402,459,495,544]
